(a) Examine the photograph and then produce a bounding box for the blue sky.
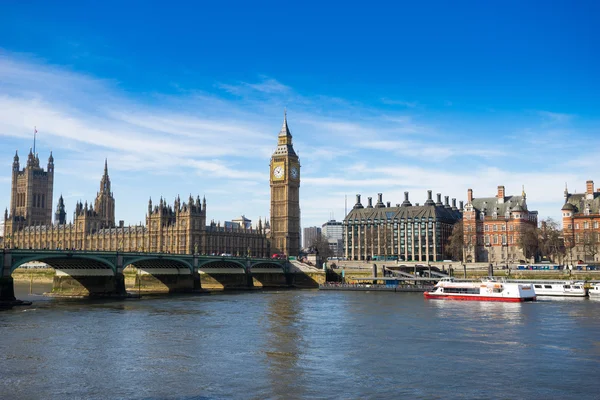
[0,1,599,230]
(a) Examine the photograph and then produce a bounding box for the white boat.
[424,277,536,302]
[589,283,600,297]
[507,280,587,297]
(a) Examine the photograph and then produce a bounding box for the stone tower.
[94,159,116,228]
[55,194,67,225]
[5,149,54,232]
[269,111,301,257]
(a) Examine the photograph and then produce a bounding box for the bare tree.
[310,234,334,262]
[538,218,565,263]
[518,224,539,262]
[582,231,599,262]
[445,220,463,261]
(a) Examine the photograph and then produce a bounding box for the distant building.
[223,215,253,230]
[344,191,462,262]
[303,226,322,249]
[463,185,537,264]
[562,180,600,263]
[322,220,343,256]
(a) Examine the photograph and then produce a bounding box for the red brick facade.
[562,180,600,264]
[463,185,538,264]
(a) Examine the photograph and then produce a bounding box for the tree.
[582,232,599,262]
[445,220,463,261]
[538,218,565,263]
[310,234,334,262]
[518,224,539,261]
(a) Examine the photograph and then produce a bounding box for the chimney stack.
[467,188,473,203]
[425,190,435,206]
[386,201,391,207]
[375,193,385,207]
[402,191,412,207]
[368,197,373,208]
[444,196,450,208]
[587,180,594,195]
[497,186,505,204]
[354,194,364,209]
[459,201,464,211]
[452,198,457,210]
[436,193,442,206]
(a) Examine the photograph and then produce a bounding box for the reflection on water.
[428,297,526,327]
[264,292,306,398]
[2,287,600,399]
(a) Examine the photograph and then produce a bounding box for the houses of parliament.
[2,114,301,258]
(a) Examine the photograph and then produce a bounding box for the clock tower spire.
[270,110,300,257]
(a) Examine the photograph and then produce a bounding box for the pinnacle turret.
[279,108,292,137]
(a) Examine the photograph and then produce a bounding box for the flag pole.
[33,126,37,154]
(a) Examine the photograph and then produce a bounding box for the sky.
[0,1,599,231]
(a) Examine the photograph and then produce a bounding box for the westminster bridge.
[0,249,325,301]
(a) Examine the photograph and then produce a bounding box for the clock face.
[273,165,284,179]
[290,166,299,179]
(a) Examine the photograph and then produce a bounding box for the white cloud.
[538,110,573,124]
[216,77,291,96]
[380,98,419,108]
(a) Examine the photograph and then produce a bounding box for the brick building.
[562,180,600,263]
[463,185,538,264]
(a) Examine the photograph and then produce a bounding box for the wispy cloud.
[538,110,574,124]
[216,77,291,96]
[380,98,419,108]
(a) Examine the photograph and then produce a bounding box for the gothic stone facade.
[562,180,600,263]
[344,191,462,262]
[269,112,301,257]
[463,186,538,264]
[3,115,301,257]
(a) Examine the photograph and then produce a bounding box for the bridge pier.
[51,269,127,298]
[1,251,16,302]
[133,268,195,293]
[193,255,201,291]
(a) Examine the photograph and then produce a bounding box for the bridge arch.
[9,253,117,275]
[198,259,248,270]
[249,261,286,270]
[122,255,193,273]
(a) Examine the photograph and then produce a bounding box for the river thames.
[2,283,600,399]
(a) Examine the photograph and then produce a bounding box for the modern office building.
[322,219,343,256]
[303,226,322,249]
[344,191,462,262]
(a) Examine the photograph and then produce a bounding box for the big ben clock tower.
[270,110,301,257]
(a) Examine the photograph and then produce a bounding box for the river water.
[2,283,600,400]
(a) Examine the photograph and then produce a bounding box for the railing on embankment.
[319,283,433,292]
